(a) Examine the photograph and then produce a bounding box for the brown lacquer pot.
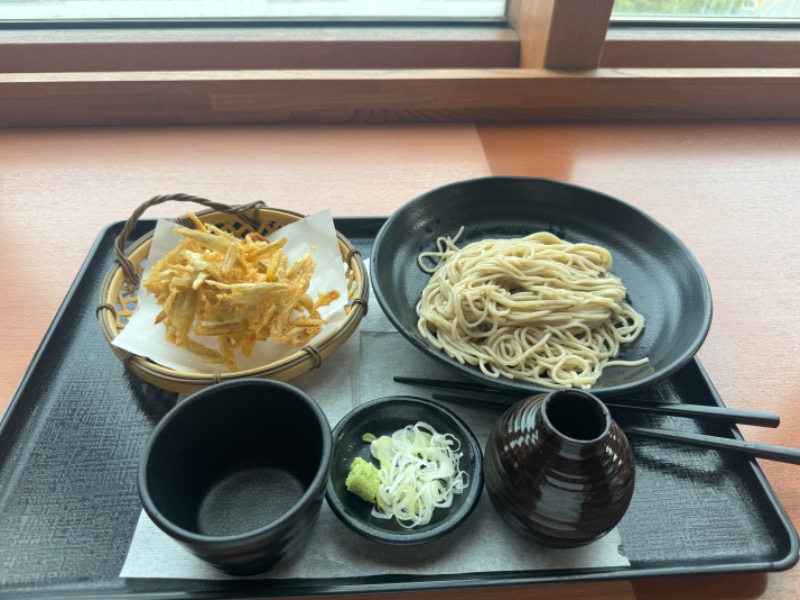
[484,389,635,548]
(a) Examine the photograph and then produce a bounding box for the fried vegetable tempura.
[143,214,340,371]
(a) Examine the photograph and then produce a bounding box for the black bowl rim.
[325,395,484,545]
[370,175,713,397]
[138,378,332,547]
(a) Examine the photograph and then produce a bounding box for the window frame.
[603,21,800,68]
[1,0,800,126]
[0,25,521,72]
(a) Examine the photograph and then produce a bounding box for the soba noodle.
[416,229,647,389]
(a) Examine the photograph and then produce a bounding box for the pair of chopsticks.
[393,376,800,466]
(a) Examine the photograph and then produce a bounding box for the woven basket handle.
[114,193,267,284]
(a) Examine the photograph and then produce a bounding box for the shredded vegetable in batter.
[354,421,468,528]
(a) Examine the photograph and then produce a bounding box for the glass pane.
[0,0,508,22]
[612,0,800,20]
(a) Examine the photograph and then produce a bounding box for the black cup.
[138,379,332,576]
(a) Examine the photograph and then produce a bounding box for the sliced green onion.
[369,421,468,528]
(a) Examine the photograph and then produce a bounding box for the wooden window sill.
[3,67,800,127]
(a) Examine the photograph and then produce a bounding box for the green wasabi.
[345,457,381,503]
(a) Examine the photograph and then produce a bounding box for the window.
[1,0,507,25]
[0,0,517,72]
[604,0,800,68]
[612,0,800,21]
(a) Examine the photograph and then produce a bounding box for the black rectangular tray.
[0,218,797,599]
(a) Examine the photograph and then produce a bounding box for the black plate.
[371,176,713,397]
[0,217,795,600]
[325,396,483,545]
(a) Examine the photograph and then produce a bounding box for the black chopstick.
[405,377,795,465]
[624,427,800,465]
[429,392,780,428]
[430,393,514,413]
[397,376,782,428]
[393,376,527,397]
[604,402,780,428]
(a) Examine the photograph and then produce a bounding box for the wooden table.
[1,121,798,599]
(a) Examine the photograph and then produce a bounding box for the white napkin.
[120,261,630,581]
[112,209,349,374]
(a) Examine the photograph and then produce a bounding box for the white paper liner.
[112,209,349,374]
[119,265,631,581]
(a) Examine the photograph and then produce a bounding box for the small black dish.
[370,176,713,397]
[325,396,483,545]
[138,379,332,576]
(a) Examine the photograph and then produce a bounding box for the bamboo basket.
[97,193,369,394]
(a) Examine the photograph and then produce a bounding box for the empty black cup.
[138,379,332,576]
